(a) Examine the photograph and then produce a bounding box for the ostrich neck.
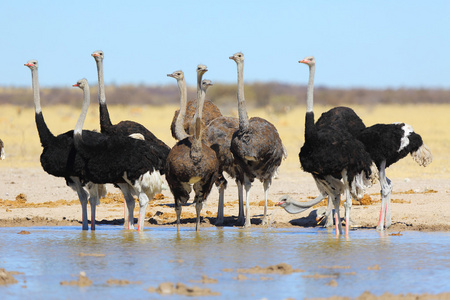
[74,84,90,142]
[31,68,42,114]
[96,58,112,131]
[306,64,315,113]
[96,59,106,105]
[236,61,249,132]
[191,87,206,160]
[304,64,316,142]
[31,67,54,145]
[174,78,189,141]
[192,71,204,130]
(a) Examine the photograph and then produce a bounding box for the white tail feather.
[411,144,433,167]
[350,163,378,200]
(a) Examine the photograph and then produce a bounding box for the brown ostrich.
[166,72,220,231]
[229,52,287,227]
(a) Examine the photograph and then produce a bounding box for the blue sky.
[2,1,449,88]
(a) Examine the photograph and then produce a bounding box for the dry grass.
[0,103,448,179]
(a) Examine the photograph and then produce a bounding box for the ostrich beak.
[299,59,308,64]
[73,84,79,87]
[316,215,325,225]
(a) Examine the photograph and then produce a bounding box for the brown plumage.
[166,72,220,231]
[203,116,245,226]
[229,52,287,227]
[170,64,222,140]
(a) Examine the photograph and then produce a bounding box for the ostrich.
[229,52,287,227]
[357,123,432,230]
[73,78,167,231]
[280,56,376,236]
[165,74,220,231]
[277,57,368,229]
[0,139,4,160]
[170,64,222,140]
[91,50,170,225]
[276,59,432,232]
[24,60,106,230]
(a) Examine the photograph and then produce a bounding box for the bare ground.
[1,167,449,232]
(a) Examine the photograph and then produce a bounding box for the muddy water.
[0,226,449,299]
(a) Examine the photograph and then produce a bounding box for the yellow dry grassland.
[0,103,448,179]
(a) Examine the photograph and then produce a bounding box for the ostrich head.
[229,52,244,63]
[196,64,208,76]
[201,79,213,91]
[299,56,315,66]
[91,50,104,62]
[73,78,89,89]
[167,70,184,80]
[24,59,38,70]
[276,195,290,208]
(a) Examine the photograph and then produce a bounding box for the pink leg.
[334,212,340,236]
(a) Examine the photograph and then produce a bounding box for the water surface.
[1,226,449,299]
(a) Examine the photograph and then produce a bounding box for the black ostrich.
[0,138,4,160]
[357,123,432,230]
[280,56,376,236]
[73,78,167,231]
[25,60,106,230]
[166,73,220,232]
[277,57,432,232]
[91,50,170,225]
[170,64,222,140]
[229,52,287,227]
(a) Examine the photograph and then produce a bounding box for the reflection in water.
[0,226,449,299]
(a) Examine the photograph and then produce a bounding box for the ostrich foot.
[244,219,251,228]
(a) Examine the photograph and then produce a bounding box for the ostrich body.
[170,64,222,140]
[357,123,432,230]
[203,115,245,226]
[0,139,4,160]
[166,73,220,231]
[92,50,170,225]
[229,52,287,227]
[284,56,375,236]
[73,78,166,231]
[25,60,106,230]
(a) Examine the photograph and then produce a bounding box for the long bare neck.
[31,67,54,145]
[74,84,90,141]
[236,60,249,132]
[31,68,41,114]
[174,78,189,141]
[192,71,204,130]
[95,58,112,130]
[304,64,316,141]
[191,86,206,161]
[306,64,315,113]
